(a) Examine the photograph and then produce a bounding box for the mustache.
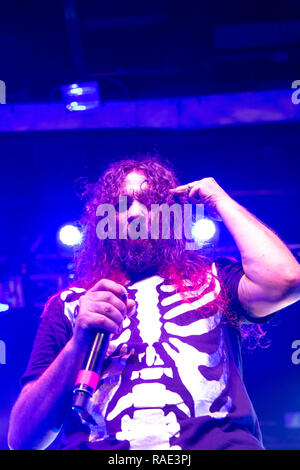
[103,238,171,273]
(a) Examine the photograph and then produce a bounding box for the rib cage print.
[62,263,232,450]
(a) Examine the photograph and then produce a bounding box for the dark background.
[2,0,300,102]
[0,0,300,450]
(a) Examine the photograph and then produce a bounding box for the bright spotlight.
[192,218,217,244]
[61,81,100,111]
[58,224,82,247]
[0,303,9,313]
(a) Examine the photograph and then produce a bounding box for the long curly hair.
[72,153,269,345]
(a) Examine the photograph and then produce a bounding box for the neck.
[127,265,159,285]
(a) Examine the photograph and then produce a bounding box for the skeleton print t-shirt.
[21,258,274,450]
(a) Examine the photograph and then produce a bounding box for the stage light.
[284,412,300,429]
[0,303,9,313]
[192,218,217,244]
[61,81,100,111]
[58,224,82,247]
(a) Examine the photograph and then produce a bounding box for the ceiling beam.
[0,88,299,132]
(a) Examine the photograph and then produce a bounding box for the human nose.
[127,199,148,224]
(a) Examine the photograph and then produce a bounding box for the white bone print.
[62,264,232,449]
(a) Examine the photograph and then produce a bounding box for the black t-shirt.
[21,258,274,450]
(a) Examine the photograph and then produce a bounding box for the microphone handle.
[72,329,110,413]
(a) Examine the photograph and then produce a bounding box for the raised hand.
[169,177,231,221]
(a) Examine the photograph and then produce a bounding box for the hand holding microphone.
[72,279,136,413]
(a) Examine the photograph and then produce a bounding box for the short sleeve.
[21,293,73,387]
[214,257,275,324]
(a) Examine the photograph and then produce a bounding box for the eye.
[115,196,134,212]
[137,189,165,207]
[127,196,134,208]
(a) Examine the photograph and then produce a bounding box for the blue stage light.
[58,224,82,247]
[0,303,9,313]
[284,412,300,429]
[61,81,100,111]
[191,218,217,243]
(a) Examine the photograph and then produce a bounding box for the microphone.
[72,329,110,413]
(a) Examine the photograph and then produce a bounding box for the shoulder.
[59,285,87,303]
[41,286,86,327]
[57,285,86,329]
[213,256,242,269]
[213,256,244,282]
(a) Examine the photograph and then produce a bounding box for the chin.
[120,238,160,274]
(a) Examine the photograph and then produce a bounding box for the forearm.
[216,196,300,293]
[8,336,86,450]
[8,279,131,450]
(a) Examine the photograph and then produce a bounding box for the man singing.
[8,155,300,450]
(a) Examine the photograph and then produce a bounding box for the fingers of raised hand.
[169,178,218,198]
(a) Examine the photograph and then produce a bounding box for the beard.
[103,234,180,280]
[118,238,162,274]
